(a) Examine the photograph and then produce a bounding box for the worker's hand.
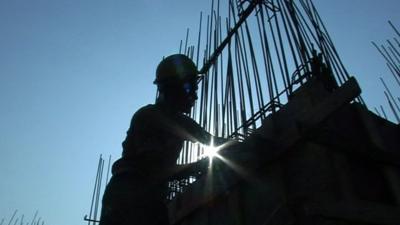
[185,157,209,179]
[213,136,229,146]
[214,137,241,147]
[196,157,210,172]
[169,158,209,180]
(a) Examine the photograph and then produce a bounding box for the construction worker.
[99,54,225,225]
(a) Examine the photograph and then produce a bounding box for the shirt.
[112,103,212,182]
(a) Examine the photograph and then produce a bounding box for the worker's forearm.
[166,159,209,180]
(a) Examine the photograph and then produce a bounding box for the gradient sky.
[1,1,399,225]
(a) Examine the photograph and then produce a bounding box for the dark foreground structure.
[168,76,400,225]
[85,1,400,224]
[164,2,400,224]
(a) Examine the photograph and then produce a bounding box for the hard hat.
[154,54,199,85]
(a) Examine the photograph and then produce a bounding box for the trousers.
[99,173,170,225]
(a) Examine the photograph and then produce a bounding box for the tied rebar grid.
[167,0,357,200]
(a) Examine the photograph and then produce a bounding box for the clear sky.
[0,1,399,225]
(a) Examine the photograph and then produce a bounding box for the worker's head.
[154,54,199,113]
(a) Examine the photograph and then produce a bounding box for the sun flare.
[200,138,226,165]
[203,144,221,159]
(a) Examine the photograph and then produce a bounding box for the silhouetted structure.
[168,75,400,225]
[85,0,400,224]
[166,0,400,224]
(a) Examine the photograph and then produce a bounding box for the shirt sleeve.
[172,115,230,146]
[174,113,212,144]
[139,105,213,145]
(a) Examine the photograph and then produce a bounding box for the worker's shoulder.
[137,104,157,112]
[134,104,175,120]
[134,104,158,117]
[135,103,192,121]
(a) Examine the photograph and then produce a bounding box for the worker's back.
[113,104,184,182]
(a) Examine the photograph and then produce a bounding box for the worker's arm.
[171,112,231,146]
[169,158,209,180]
[153,157,209,182]
[145,105,228,146]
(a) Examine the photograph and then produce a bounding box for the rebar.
[170,0,358,199]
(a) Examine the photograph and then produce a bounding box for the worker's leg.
[118,200,169,225]
[99,174,169,225]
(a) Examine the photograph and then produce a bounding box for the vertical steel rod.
[7,210,17,225]
[380,77,400,113]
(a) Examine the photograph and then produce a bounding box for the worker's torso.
[112,104,185,183]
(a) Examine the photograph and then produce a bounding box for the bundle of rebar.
[84,155,111,225]
[168,0,362,200]
[372,21,400,123]
[1,210,44,225]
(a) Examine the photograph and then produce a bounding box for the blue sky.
[0,1,399,225]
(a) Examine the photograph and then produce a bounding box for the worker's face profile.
[180,81,198,113]
[183,82,193,94]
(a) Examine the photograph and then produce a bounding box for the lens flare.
[203,144,220,159]
[200,138,225,165]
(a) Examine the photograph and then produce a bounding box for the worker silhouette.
[99,54,225,225]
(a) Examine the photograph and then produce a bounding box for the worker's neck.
[156,97,181,114]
